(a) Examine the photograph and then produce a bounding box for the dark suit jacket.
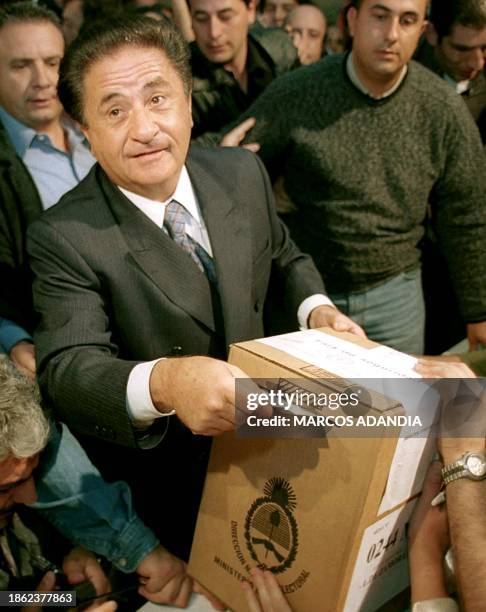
[27,146,325,558]
[0,122,43,331]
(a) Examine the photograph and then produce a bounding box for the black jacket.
[0,121,43,331]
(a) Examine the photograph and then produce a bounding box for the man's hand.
[86,604,117,612]
[9,340,36,379]
[22,571,56,612]
[62,547,110,598]
[137,545,191,607]
[22,571,117,612]
[408,461,449,604]
[220,118,260,152]
[467,321,486,351]
[242,568,293,612]
[150,356,254,435]
[308,305,366,338]
[415,360,485,461]
[415,359,476,379]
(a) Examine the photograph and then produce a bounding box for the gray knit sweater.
[241,54,486,322]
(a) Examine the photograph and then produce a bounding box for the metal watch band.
[441,452,486,486]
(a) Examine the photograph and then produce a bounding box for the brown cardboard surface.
[189,329,415,612]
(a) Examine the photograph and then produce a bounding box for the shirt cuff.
[126,359,175,425]
[0,318,33,354]
[297,294,335,330]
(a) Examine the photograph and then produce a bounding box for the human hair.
[188,0,252,8]
[430,0,486,39]
[348,0,429,11]
[0,1,62,33]
[0,357,50,462]
[58,15,191,125]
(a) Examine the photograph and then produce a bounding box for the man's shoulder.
[34,164,109,226]
[187,146,275,205]
[188,145,264,182]
[0,122,16,164]
[257,54,344,101]
[0,120,43,220]
[248,24,298,74]
[407,60,467,112]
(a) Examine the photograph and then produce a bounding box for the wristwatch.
[441,451,486,485]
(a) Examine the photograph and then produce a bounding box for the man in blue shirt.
[0,2,95,377]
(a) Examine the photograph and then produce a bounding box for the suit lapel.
[186,153,253,346]
[97,167,217,333]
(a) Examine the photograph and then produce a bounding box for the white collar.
[443,73,471,94]
[118,166,200,228]
[346,52,408,100]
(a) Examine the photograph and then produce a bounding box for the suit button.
[171,346,183,356]
[94,425,100,434]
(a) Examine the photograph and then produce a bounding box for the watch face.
[466,454,486,478]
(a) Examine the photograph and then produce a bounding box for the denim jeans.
[32,421,159,572]
[330,268,425,354]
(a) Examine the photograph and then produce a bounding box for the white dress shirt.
[121,166,331,424]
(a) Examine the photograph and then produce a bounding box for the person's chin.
[204,47,232,64]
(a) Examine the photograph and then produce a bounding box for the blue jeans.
[330,268,425,354]
[32,421,159,572]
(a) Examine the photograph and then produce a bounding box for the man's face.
[191,0,255,66]
[0,455,39,524]
[285,5,326,65]
[347,0,427,87]
[0,21,64,129]
[81,46,193,202]
[430,23,486,82]
[263,0,297,28]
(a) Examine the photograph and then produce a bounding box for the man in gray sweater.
[224,0,486,354]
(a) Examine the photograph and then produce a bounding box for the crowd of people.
[0,0,485,610]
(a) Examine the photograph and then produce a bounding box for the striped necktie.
[164,199,217,285]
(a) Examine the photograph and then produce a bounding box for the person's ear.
[425,21,438,46]
[247,0,257,25]
[347,6,357,38]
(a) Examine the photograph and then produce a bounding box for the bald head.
[285,4,326,64]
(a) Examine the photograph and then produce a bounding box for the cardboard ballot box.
[189,329,438,612]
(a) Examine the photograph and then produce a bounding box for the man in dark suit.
[27,16,362,560]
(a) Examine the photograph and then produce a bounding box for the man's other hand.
[62,546,110,597]
[308,305,366,338]
[137,545,191,607]
[415,358,476,379]
[242,567,293,612]
[22,571,56,612]
[9,341,36,379]
[150,357,252,435]
[220,118,260,152]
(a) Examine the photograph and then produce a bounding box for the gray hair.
[0,356,50,462]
